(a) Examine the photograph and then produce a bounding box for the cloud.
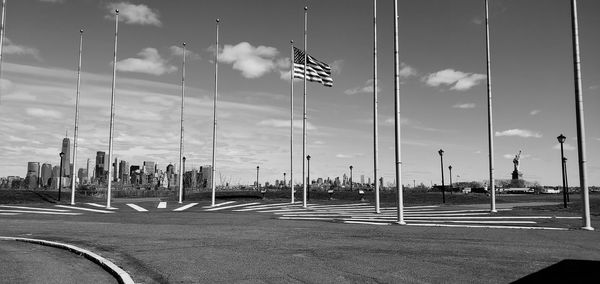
[257,119,316,130]
[452,103,476,109]
[106,2,162,26]
[169,45,201,60]
[344,79,380,95]
[3,38,42,60]
[399,63,417,78]
[335,154,352,159]
[25,108,63,119]
[218,42,279,78]
[472,17,483,25]
[423,69,486,91]
[529,109,541,115]
[495,129,542,138]
[116,48,176,76]
[330,60,344,75]
[553,143,576,151]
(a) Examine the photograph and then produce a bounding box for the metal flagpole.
[570,0,593,230]
[178,42,186,204]
[211,19,219,207]
[302,6,308,208]
[71,29,83,205]
[373,0,380,214]
[290,40,295,204]
[393,0,405,225]
[0,0,6,104]
[484,0,497,213]
[106,9,119,209]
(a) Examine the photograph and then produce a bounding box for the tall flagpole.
[373,0,381,214]
[570,0,593,230]
[0,0,6,104]
[290,40,295,204]
[302,6,308,208]
[393,0,405,225]
[106,9,118,209]
[484,0,496,213]
[178,42,186,204]
[71,29,83,205]
[211,19,219,207]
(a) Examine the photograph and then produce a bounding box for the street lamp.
[449,165,453,189]
[349,165,353,192]
[256,166,259,191]
[59,152,65,201]
[182,156,186,202]
[283,172,286,189]
[438,149,445,203]
[557,134,567,208]
[306,155,311,201]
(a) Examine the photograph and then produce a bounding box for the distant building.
[78,168,88,184]
[26,162,40,189]
[119,160,129,184]
[130,165,141,185]
[199,165,212,188]
[41,163,53,187]
[95,151,106,182]
[361,175,365,185]
[61,138,71,177]
[143,161,156,175]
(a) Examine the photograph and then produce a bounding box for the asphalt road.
[1,199,599,283]
[0,240,117,284]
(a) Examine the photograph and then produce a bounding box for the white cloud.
[399,63,417,78]
[25,108,63,119]
[423,69,486,91]
[218,42,279,78]
[495,129,542,138]
[472,17,483,25]
[344,79,380,95]
[335,154,352,159]
[503,153,532,159]
[530,109,541,115]
[106,2,162,26]
[553,143,576,151]
[3,38,41,60]
[330,60,344,75]
[452,103,476,109]
[169,45,201,60]
[116,48,176,76]
[257,119,316,130]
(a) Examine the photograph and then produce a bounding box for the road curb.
[0,236,134,284]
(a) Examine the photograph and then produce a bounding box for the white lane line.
[278,217,336,221]
[406,223,569,231]
[239,202,298,209]
[202,201,236,208]
[0,212,21,215]
[235,205,302,212]
[0,205,71,212]
[55,205,114,214]
[126,204,148,212]
[157,202,167,209]
[405,205,440,209]
[205,202,261,211]
[257,206,317,213]
[85,203,118,210]
[0,209,82,215]
[343,221,391,226]
[281,214,345,218]
[173,203,199,211]
[554,216,581,219]
[402,216,554,220]
[404,213,491,217]
[307,203,372,208]
[406,220,537,224]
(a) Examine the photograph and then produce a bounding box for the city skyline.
[1,0,600,187]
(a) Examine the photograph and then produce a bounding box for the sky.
[1,0,599,187]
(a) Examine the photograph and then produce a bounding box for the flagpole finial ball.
[304,6,308,10]
[183,42,186,47]
[216,18,220,23]
[115,9,119,14]
[80,29,83,33]
[291,40,294,44]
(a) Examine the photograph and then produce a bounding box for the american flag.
[293,47,333,87]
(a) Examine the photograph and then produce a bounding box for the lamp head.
[438,149,444,156]
[557,134,566,144]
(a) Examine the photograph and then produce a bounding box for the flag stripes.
[293,47,333,87]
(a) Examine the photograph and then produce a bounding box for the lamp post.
[256,166,259,191]
[283,172,286,189]
[58,152,65,201]
[306,155,311,201]
[349,165,353,192]
[564,157,569,202]
[449,165,453,190]
[182,156,186,202]
[557,134,567,208]
[438,149,445,203]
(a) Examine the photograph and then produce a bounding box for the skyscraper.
[61,138,71,177]
[95,151,105,182]
[26,162,39,189]
[119,160,129,184]
[143,161,156,175]
[41,163,52,187]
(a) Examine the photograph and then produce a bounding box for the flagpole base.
[395,221,406,225]
[581,226,594,231]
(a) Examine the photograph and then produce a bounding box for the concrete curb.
[0,236,134,284]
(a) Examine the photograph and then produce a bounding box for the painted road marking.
[85,203,118,210]
[55,205,114,214]
[343,220,391,226]
[0,205,71,212]
[205,202,261,211]
[202,201,236,209]
[0,212,20,215]
[157,202,167,209]
[278,217,336,221]
[126,204,148,212]
[406,223,568,231]
[173,203,199,211]
[233,202,301,211]
[0,209,82,215]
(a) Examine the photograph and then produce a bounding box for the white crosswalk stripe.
[205,202,574,230]
[126,204,148,212]
[55,205,114,214]
[173,203,198,212]
[157,202,167,209]
[202,201,236,209]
